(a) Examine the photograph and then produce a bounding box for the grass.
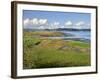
[24,31,64,37]
[23,31,91,69]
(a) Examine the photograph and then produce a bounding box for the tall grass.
[23,31,91,69]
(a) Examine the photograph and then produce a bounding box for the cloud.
[24,18,48,25]
[75,21,85,26]
[39,19,48,25]
[64,21,73,29]
[24,18,48,29]
[24,18,30,26]
[53,22,60,25]
[24,18,90,30]
[38,26,45,29]
[75,21,90,29]
[49,22,60,29]
[60,26,65,28]
[30,18,38,25]
[65,21,73,26]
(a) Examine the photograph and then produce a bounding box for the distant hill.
[24,28,91,31]
[56,28,91,31]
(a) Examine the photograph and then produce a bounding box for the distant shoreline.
[24,30,90,43]
[24,28,91,32]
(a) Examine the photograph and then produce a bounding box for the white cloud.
[39,19,48,25]
[38,26,45,29]
[65,21,73,26]
[75,21,85,26]
[24,18,48,27]
[24,18,90,30]
[60,26,65,28]
[30,18,38,25]
[53,22,60,25]
[24,18,30,26]
[75,21,90,29]
[64,21,73,29]
[50,22,60,29]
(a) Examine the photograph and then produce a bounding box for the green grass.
[23,31,91,69]
[24,31,64,37]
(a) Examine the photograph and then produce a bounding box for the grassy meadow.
[23,31,91,69]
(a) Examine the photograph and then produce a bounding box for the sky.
[23,10,91,29]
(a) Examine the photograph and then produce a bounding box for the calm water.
[60,30,91,40]
[47,30,91,42]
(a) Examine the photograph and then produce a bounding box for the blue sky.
[23,10,91,29]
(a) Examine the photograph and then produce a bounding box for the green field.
[23,31,91,69]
